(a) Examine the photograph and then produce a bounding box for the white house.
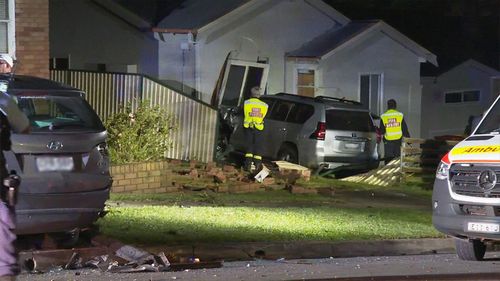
[421,59,500,138]
[50,0,438,137]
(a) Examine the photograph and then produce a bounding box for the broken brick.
[213,172,227,184]
[189,169,199,179]
[223,165,236,173]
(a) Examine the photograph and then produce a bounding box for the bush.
[105,100,176,164]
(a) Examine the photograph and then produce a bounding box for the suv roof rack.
[314,96,362,105]
[274,92,315,100]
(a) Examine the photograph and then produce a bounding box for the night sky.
[325,0,500,75]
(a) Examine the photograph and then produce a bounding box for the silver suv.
[230,93,380,172]
[3,74,111,236]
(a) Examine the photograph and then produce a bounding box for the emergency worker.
[380,99,410,164]
[243,86,268,173]
[0,67,30,280]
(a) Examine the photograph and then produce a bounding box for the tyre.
[277,144,298,164]
[455,238,486,261]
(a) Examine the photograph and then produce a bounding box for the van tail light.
[97,142,109,157]
[310,122,326,140]
[435,152,450,180]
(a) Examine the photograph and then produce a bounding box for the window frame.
[358,73,384,115]
[0,0,15,55]
[443,89,481,104]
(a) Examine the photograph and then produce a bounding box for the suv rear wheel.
[455,238,486,261]
[277,144,298,164]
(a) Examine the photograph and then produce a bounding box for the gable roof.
[152,0,350,34]
[435,59,500,78]
[154,0,250,33]
[287,20,438,66]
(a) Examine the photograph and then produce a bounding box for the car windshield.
[14,94,105,132]
[475,99,500,134]
[326,109,375,132]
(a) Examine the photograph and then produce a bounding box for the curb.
[144,238,455,262]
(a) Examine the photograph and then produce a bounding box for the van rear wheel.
[455,238,486,261]
[277,144,298,164]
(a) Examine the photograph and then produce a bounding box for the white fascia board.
[304,0,350,25]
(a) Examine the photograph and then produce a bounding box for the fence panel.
[401,137,460,174]
[50,70,216,162]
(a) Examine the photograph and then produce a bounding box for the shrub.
[105,100,176,164]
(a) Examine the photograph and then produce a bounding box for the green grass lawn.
[98,178,441,245]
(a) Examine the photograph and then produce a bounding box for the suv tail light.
[310,122,326,140]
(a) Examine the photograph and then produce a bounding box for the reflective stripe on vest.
[381,109,404,141]
[243,98,268,131]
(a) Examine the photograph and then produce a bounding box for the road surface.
[17,252,500,281]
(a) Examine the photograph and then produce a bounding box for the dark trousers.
[384,139,402,165]
[243,128,263,171]
[0,203,17,277]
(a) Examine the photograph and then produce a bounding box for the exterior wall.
[50,0,158,76]
[157,0,341,102]
[290,33,423,137]
[420,65,498,138]
[157,33,197,96]
[15,0,49,78]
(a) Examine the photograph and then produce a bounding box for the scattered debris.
[20,243,221,275]
[254,166,270,183]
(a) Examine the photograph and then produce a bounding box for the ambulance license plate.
[467,222,500,233]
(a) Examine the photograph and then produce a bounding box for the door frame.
[218,59,269,107]
[358,72,384,115]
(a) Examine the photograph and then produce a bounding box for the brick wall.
[110,161,181,194]
[15,0,49,78]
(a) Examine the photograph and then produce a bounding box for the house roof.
[154,0,250,33]
[428,59,500,78]
[286,20,377,58]
[287,20,438,66]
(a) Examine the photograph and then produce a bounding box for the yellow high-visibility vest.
[243,98,268,131]
[381,109,404,141]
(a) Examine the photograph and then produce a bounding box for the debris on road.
[19,240,222,275]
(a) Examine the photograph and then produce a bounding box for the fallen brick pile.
[110,160,316,195]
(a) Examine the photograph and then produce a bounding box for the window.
[297,69,315,97]
[445,92,462,103]
[359,74,382,115]
[268,101,293,121]
[444,90,480,104]
[286,103,314,124]
[326,109,375,132]
[0,0,14,54]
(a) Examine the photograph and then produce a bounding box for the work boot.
[254,159,263,173]
[243,157,253,172]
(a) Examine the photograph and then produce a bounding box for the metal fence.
[50,70,217,162]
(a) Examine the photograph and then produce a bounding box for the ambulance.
[432,94,500,261]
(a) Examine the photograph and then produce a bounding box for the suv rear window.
[326,109,375,132]
[15,94,105,132]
